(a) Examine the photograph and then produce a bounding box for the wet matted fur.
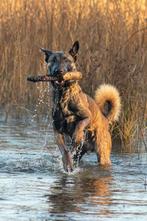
[28,41,121,172]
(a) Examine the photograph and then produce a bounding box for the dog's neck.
[52,81,81,105]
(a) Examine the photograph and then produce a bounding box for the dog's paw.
[62,152,74,173]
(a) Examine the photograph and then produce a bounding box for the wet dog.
[28,41,121,172]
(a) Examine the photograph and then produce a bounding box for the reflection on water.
[0,119,147,221]
[48,171,112,218]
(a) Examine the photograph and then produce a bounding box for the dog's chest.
[52,88,77,133]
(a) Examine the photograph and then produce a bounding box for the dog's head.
[41,41,79,80]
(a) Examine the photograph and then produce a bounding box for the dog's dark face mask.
[41,41,79,81]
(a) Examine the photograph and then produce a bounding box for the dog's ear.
[40,48,52,63]
[69,41,79,61]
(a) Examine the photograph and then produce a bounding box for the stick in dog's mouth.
[27,71,82,83]
[27,75,57,82]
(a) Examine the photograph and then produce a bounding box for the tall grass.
[0,0,146,150]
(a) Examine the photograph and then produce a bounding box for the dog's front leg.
[71,96,91,162]
[72,118,90,165]
[72,104,91,152]
[55,132,73,172]
[73,118,90,145]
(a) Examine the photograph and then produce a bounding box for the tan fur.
[39,42,121,170]
[56,80,121,166]
[63,71,82,81]
[95,84,121,123]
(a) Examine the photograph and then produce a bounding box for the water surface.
[0,119,147,221]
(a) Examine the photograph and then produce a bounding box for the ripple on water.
[0,120,147,221]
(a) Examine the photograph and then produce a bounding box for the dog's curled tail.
[95,84,121,123]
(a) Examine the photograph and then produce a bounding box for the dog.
[28,41,121,172]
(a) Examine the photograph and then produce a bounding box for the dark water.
[0,119,147,221]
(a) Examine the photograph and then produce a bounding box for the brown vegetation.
[0,0,146,150]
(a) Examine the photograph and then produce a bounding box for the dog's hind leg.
[55,132,73,172]
[95,129,112,166]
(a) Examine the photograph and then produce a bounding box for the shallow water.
[0,119,147,221]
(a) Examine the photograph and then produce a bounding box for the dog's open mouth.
[55,80,64,85]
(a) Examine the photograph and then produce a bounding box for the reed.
[0,0,146,150]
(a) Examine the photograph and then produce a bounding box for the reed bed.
[0,0,147,150]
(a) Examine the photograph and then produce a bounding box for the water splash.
[31,83,52,122]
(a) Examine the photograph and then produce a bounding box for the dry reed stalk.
[0,0,146,150]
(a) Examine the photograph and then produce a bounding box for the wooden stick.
[27,71,82,83]
[27,75,58,82]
